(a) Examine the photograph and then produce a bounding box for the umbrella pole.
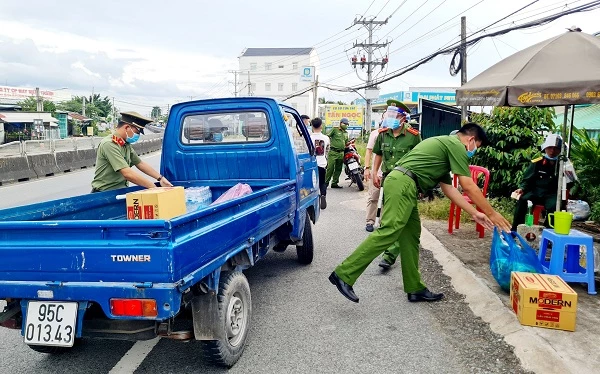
[556,105,569,212]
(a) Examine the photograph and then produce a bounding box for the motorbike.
[343,139,365,191]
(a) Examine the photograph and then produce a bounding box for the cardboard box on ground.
[126,187,186,220]
[510,272,578,332]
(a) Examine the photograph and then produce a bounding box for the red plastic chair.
[448,165,490,238]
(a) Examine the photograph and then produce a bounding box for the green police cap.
[386,99,410,113]
[120,111,153,134]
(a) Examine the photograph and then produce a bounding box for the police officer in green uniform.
[372,100,422,270]
[329,123,511,303]
[511,134,566,231]
[91,112,173,192]
[325,117,350,188]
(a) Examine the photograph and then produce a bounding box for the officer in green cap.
[91,111,173,192]
[372,100,422,269]
[328,123,511,303]
[325,117,350,188]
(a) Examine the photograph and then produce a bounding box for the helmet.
[541,134,563,150]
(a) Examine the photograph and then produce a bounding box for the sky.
[1,0,599,115]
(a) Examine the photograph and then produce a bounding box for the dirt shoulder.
[422,219,600,374]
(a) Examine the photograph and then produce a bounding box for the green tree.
[569,127,600,221]
[151,106,162,120]
[16,97,56,113]
[87,94,113,118]
[470,107,557,197]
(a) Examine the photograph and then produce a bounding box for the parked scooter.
[343,139,365,191]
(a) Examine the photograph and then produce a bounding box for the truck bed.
[0,180,296,285]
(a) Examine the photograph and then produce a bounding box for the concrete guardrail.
[0,134,163,185]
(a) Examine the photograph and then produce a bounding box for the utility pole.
[312,75,319,119]
[229,70,240,97]
[351,17,389,134]
[82,96,86,117]
[460,16,468,122]
[247,71,252,96]
[112,97,116,128]
[35,87,42,111]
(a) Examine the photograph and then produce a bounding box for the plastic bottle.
[525,200,534,226]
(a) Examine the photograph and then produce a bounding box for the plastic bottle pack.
[185,186,212,211]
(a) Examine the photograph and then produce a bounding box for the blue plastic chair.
[538,229,597,295]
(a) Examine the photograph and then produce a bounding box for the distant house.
[67,112,92,136]
[238,47,320,117]
[0,111,58,142]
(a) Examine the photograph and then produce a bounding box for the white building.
[238,48,320,117]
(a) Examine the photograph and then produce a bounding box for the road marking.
[108,337,161,374]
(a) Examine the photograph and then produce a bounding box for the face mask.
[544,154,558,161]
[340,124,348,130]
[125,127,140,144]
[390,119,401,130]
[466,138,477,158]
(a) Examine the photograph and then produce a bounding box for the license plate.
[348,162,359,171]
[24,301,78,347]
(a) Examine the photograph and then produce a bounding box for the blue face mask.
[544,154,558,161]
[466,139,477,158]
[384,118,400,130]
[125,128,140,144]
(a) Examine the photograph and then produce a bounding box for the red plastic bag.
[211,183,253,205]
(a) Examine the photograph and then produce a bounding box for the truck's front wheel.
[202,272,251,368]
[296,215,314,264]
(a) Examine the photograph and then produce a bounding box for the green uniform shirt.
[91,135,142,191]
[328,128,348,152]
[373,127,422,174]
[519,157,559,199]
[398,135,470,191]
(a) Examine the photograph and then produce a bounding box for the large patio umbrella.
[456,29,600,211]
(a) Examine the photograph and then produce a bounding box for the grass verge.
[418,197,515,223]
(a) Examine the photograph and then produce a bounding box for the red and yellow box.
[510,272,578,332]
[126,187,186,220]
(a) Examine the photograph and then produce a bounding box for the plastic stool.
[538,229,596,295]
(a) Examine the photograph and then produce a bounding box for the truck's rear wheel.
[202,272,251,368]
[296,215,314,264]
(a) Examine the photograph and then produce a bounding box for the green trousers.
[335,171,427,294]
[325,150,344,186]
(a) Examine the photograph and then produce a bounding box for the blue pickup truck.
[0,98,320,367]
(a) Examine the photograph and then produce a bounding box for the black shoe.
[320,195,327,209]
[365,224,374,232]
[378,258,393,271]
[407,288,444,302]
[328,272,359,303]
[331,184,343,189]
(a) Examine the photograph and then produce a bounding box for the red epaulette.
[407,127,420,136]
[112,135,126,147]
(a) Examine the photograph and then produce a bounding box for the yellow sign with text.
[324,105,363,127]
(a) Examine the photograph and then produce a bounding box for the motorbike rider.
[372,100,421,270]
[325,118,350,188]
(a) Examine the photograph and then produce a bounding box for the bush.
[470,107,557,198]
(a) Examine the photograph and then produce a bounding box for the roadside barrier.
[0,135,163,185]
[0,156,37,184]
[76,149,97,169]
[27,153,61,178]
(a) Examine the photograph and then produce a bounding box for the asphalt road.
[0,156,524,373]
